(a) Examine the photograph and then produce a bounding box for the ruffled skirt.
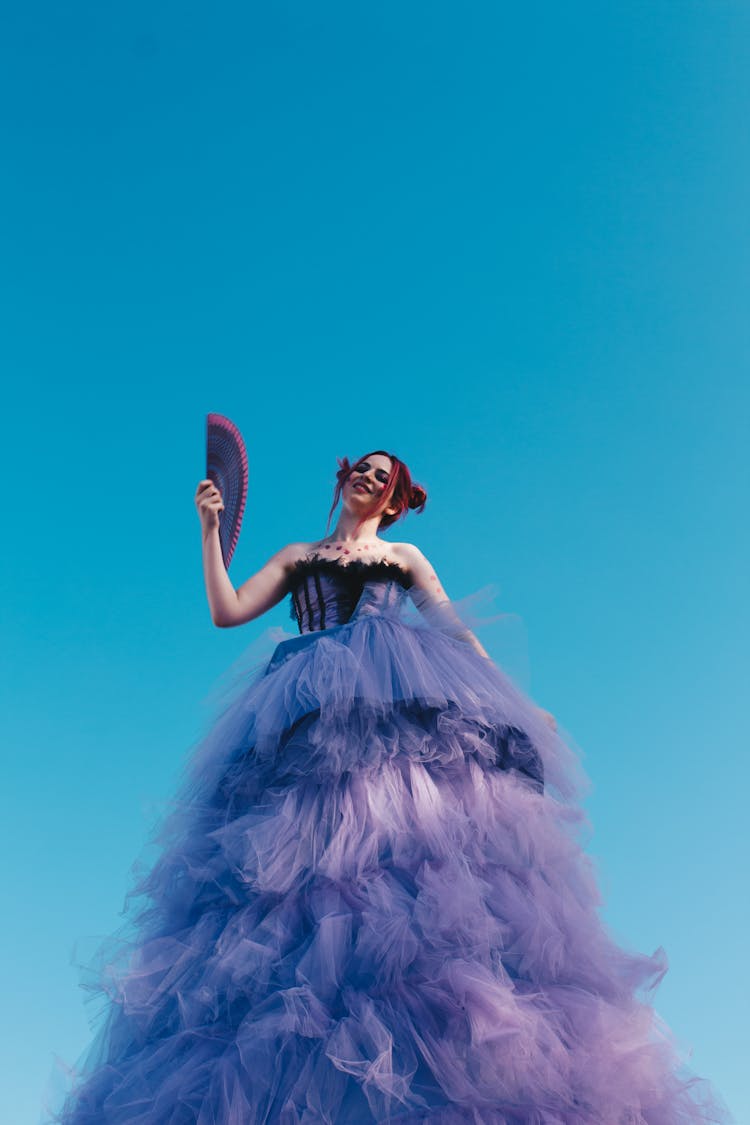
[50,613,727,1124]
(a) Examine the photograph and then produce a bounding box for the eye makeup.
[354,461,390,486]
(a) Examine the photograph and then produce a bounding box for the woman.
[54,450,727,1123]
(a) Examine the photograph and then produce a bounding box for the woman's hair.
[326,449,427,534]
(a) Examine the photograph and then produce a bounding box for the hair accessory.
[206,413,248,568]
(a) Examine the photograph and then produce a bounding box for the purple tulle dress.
[52,556,729,1124]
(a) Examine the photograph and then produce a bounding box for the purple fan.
[206,413,248,568]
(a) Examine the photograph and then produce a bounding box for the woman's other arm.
[395,542,491,659]
[195,478,300,628]
[396,542,557,729]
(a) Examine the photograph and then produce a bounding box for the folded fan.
[206,412,248,568]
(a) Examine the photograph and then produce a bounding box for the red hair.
[326,449,427,534]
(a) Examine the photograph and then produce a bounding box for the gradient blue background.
[1,3,746,1121]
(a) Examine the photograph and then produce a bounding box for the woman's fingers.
[195,480,223,502]
[195,481,224,530]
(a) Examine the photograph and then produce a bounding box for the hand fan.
[206,413,249,569]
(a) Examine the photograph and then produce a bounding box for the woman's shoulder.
[389,541,435,576]
[280,541,319,563]
[389,541,426,563]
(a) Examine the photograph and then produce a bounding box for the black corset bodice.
[288,554,414,634]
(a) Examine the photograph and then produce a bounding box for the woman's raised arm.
[195,478,300,628]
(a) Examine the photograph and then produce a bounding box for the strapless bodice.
[288,554,413,634]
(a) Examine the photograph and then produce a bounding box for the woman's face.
[343,453,394,515]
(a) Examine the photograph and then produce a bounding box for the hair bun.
[409,483,427,512]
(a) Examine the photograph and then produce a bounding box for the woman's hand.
[195,479,224,535]
[537,707,557,731]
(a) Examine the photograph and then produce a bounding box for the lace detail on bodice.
[288,553,413,634]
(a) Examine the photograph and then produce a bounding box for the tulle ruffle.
[47,607,729,1124]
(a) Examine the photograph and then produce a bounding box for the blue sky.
[1,3,747,1121]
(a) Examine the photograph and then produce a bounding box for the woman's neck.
[325,512,382,543]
